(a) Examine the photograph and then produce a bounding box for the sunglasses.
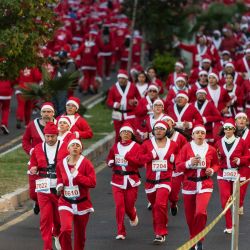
[223,127,235,131]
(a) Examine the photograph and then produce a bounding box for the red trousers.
[218,180,234,229]
[59,210,90,250]
[37,192,60,250]
[113,118,135,142]
[101,56,112,77]
[169,174,184,208]
[147,188,169,236]
[80,70,97,92]
[16,94,33,125]
[29,175,38,202]
[183,192,211,241]
[120,60,128,70]
[0,99,11,126]
[112,185,138,236]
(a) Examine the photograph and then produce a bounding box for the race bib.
[64,186,80,199]
[196,158,206,169]
[152,160,168,172]
[50,178,57,188]
[35,178,50,193]
[115,154,128,167]
[223,169,238,181]
[112,110,122,121]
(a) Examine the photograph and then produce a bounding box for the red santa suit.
[235,54,250,78]
[165,86,189,106]
[106,79,141,141]
[193,98,222,143]
[127,135,178,237]
[29,139,68,250]
[219,71,244,87]
[107,140,141,237]
[168,130,188,209]
[56,154,96,250]
[167,102,203,134]
[16,67,42,126]
[189,66,212,85]
[165,72,178,90]
[176,138,219,241]
[216,135,249,230]
[243,79,250,119]
[0,80,13,128]
[188,81,208,103]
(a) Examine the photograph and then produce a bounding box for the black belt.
[113,170,140,177]
[39,173,57,178]
[187,176,209,182]
[146,178,171,184]
[50,188,57,195]
[62,196,87,204]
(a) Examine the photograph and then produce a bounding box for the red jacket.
[107,141,142,189]
[176,141,219,194]
[0,80,13,99]
[56,155,96,215]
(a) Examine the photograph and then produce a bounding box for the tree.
[0,0,59,80]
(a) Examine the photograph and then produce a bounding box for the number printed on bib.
[64,186,80,199]
[196,158,206,169]
[35,178,50,193]
[223,169,238,181]
[115,154,128,167]
[152,160,168,172]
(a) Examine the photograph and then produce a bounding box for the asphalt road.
[0,164,249,250]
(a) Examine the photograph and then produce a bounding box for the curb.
[0,132,115,212]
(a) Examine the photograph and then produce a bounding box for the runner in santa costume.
[23,102,55,214]
[56,139,96,250]
[135,71,150,98]
[193,89,222,144]
[29,122,68,250]
[215,119,250,233]
[235,48,250,79]
[176,125,219,250]
[235,112,250,215]
[215,50,232,72]
[61,97,93,140]
[106,123,141,240]
[165,61,185,90]
[167,91,203,135]
[162,116,188,216]
[135,84,160,135]
[126,120,178,244]
[106,70,141,142]
[147,67,164,95]
[165,75,189,106]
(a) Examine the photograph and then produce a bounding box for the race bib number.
[152,160,168,172]
[64,186,80,199]
[196,158,206,169]
[223,169,238,181]
[50,178,57,188]
[112,110,122,121]
[115,154,128,167]
[35,178,50,193]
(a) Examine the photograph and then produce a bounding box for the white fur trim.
[176,93,189,101]
[41,105,54,112]
[202,58,211,63]
[66,100,79,110]
[58,117,71,127]
[148,85,159,92]
[196,89,207,95]
[223,123,235,128]
[193,126,206,133]
[235,112,247,120]
[199,70,208,76]
[67,139,82,149]
[245,48,250,54]
[175,62,184,68]
[120,126,133,134]
[154,122,167,130]
[117,73,128,79]
[225,62,234,68]
[208,72,219,82]
[153,99,164,107]
[175,76,186,83]
[162,115,175,124]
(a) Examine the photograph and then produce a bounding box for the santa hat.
[176,90,189,101]
[154,120,169,130]
[202,55,212,64]
[245,48,250,54]
[196,89,207,95]
[208,71,219,82]
[153,99,164,107]
[222,50,231,55]
[66,97,80,111]
[162,115,175,124]
[67,139,83,149]
[223,118,236,128]
[225,62,235,69]
[148,84,159,93]
[58,116,71,127]
[41,102,54,112]
[175,76,186,83]
[117,69,128,79]
[44,122,58,135]
[198,70,208,76]
[175,61,184,69]
[119,122,134,134]
[235,112,248,120]
[213,30,221,36]
[192,124,206,134]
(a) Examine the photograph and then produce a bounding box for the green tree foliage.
[0,0,59,80]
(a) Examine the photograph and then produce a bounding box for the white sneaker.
[224,228,232,234]
[153,235,166,244]
[54,236,61,250]
[238,206,244,215]
[115,235,126,240]
[130,215,139,226]
[147,202,152,210]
